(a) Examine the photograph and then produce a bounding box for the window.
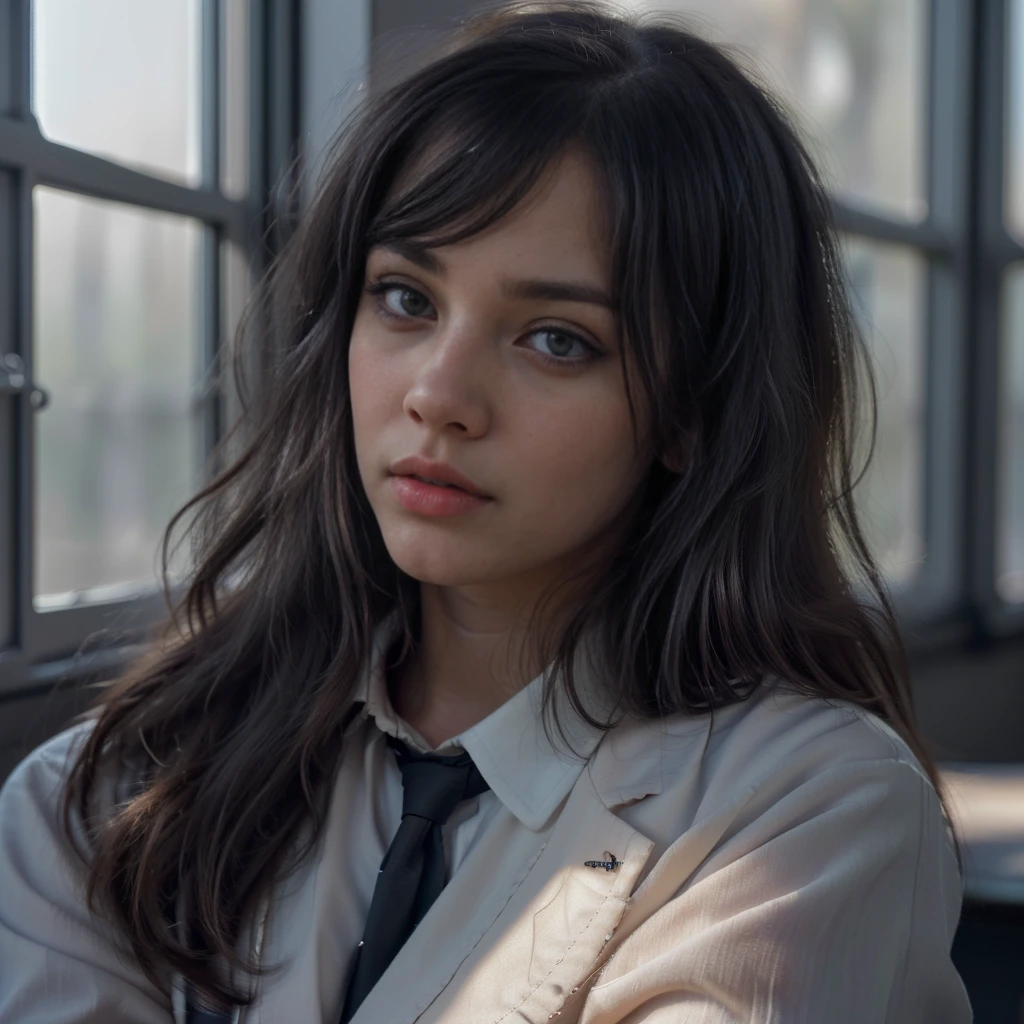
[0,0,299,693]
[615,0,1024,646]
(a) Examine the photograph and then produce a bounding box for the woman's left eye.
[526,328,596,364]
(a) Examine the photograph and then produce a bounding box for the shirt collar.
[347,609,615,832]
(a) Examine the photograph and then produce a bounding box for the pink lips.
[389,475,492,517]
[387,454,493,517]
[388,455,490,497]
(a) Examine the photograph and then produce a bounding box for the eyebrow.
[376,240,617,312]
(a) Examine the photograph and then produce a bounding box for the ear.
[657,435,692,476]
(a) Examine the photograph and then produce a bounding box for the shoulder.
[0,723,176,1021]
[587,686,970,1023]
[0,719,100,854]
[592,681,961,932]
[0,721,102,948]
[0,719,98,812]
[590,679,938,831]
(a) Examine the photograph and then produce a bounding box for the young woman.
[0,3,971,1022]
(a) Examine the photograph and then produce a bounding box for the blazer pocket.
[527,869,618,989]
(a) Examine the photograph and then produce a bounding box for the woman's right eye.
[365,281,434,321]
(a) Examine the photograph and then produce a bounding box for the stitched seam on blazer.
[491,894,625,1023]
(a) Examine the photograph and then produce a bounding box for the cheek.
[348,330,403,498]
[349,329,395,438]
[516,392,642,522]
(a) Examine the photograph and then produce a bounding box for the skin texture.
[349,150,653,747]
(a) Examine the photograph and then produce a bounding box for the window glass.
[1008,0,1024,237]
[220,240,252,451]
[998,266,1024,602]
[623,0,926,219]
[221,0,249,199]
[32,0,201,187]
[32,187,202,607]
[841,237,927,581]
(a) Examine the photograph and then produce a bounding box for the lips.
[409,475,460,489]
[389,455,491,498]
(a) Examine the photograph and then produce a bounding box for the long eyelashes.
[363,279,602,370]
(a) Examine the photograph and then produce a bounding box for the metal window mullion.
[202,0,221,192]
[266,0,301,260]
[831,199,953,255]
[985,6,1024,637]
[0,0,30,684]
[0,0,30,118]
[14,163,35,664]
[0,181,15,662]
[965,0,1015,637]
[246,0,302,265]
[247,0,268,260]
[243,0,300,417]
[0,118,249,245]
[198,1,223,474]
[0,1,20,661]
[906,0,974,635]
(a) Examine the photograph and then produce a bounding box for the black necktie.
[339,733,492,1023]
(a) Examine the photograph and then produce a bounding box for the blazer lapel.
[350,765,655,1024]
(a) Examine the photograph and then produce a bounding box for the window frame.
[773,0,1024,653]
[968,0,1024,641]
[0,0,301,696]
[811,0,960,651]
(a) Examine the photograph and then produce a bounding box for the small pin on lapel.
[583,850,623,872]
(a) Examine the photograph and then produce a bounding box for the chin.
[383,539,495,589]
[392,561,494,589]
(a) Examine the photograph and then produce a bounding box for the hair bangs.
[363,99,584,258]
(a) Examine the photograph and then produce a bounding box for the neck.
[389,580,573,749]
[387,510,637,749]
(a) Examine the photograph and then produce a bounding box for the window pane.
[221,0,249,200]
[841,238,926,581]
[623,0,926,218]
[220,240,252,448]
[33,187,203,607]
[998,266,1024,602]
[32,0,201,187]
[1008,0,1024,237]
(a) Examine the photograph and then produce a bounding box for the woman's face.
[349,150,652,608]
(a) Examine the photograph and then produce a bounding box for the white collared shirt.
[292,614,610,1020]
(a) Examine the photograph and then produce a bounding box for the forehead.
[376,148,613,284]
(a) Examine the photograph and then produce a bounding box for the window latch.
[0,352,50,410]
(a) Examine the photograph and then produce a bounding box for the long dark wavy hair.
[62,0,959,1012]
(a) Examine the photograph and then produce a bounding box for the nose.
[402,326,491,438]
